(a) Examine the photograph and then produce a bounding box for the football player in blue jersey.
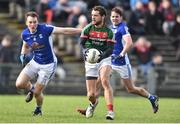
[15,11,82,116]
[78,7,159,116]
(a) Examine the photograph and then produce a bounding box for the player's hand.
[97,50,103,63]
[111,53,124,62]
[20,54,26,67]
[82,48,89,61]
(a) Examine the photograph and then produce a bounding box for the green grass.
[0,95,179,123]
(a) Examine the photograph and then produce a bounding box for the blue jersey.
[111,22,130,66]
[21,24,57,64]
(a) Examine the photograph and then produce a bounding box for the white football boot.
[106,111,115,120]
[85,101,98,118]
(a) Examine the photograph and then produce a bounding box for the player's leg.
[77,62,99,118]
[118,64,159,113]
[77,78,101,116]
[32,82,44,116]
[85,79,99,118]
[32,61,57,116]
[122,78,150,97]
[123,79,159,113]
[20,60,40,103]
[95,77,102,98]
[16,65,35,103]
[99,65,114,120]
[16,70,32,90]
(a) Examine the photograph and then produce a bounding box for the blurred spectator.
[144,1,164,35]
[98,0,117,9]
[68,5,83,27]
[36,0,54,24]
[74,14,88,59]
[158,0,175,35]
[9,0,39,23]
[170,12,180,37]
[0,35,15,86]
[15,0,26,23]
[69,0,87,13]
[152,54,166,84]
[131,36,158,94]
[118,0,131,10]
[130,0,149,11]
[171,0,180,8]
[128,1,146,35]
[170,12,180,61]
[132,36,157,74]
[84,0,100,9]
[75,14,88,41]
[9,0,16,18]
[25,0,39,11]
[52,0,72,26]
[76,15,88,29]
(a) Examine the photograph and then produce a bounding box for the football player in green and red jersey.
[77,6,115,120]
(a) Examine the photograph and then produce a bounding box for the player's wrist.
[20,54,26,66]
[120,52,125,57]
[20,54,25,60]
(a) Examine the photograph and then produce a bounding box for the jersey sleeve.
[44,24,54,35]
[107,28,115,43]
[80,24,91,48]
[21,31,27,43]
[121,24,130,36]
[80,24,91,39]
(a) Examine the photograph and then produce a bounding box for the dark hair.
[25,11,39,20]
[92,6,107,17]
[111,7,123,17]
[3,35,12,41]
[92,6,107,26]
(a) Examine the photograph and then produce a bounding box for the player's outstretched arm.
[21,42,31,55]
[121,35,133,56]
[53,27,82,35]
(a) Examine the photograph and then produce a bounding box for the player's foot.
[77,108,86,116]
[25,91,33,103]
[85,104,95,118]
[33,107,42,116]
[106,111,115,120]
[149,95,159,113]
[77,100,98,118]
[85,100,98,118]
[25,86,34,103]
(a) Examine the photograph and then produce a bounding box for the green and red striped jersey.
[80,23,115,53]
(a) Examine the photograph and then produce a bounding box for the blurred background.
[0,0,179,97]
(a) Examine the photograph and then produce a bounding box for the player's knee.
[126,87,136,93]
[15,80,23,89]
[15,82,21,89]
[34,90,41,97]
[101,79,110,89]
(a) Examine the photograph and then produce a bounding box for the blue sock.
[30,85,35,92]
[148,95,155,101]
[36,106,41,110]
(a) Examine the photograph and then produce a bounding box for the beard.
[92,20,102,26]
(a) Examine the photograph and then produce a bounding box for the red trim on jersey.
[107,39,115,43]
[89,30,108,39]
[80,35,89,39]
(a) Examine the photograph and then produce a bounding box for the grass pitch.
[0,95,179,123]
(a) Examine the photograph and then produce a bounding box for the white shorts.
[112,64,132,79]
[22,59,57,85]
[85,57,111,77]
